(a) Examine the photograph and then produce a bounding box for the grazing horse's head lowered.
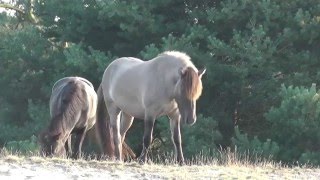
[39,77,97,159]
[39,130,66,157]
[174,66,206,125]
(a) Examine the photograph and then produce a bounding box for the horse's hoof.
[137,156,148,165]
[138,159,145,165]
[177,159,185,166]
[115,159,123,164]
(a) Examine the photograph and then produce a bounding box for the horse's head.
[38,130,66,157]
[174,67,206,125]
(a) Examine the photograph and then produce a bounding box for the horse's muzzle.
[184,114,196,125]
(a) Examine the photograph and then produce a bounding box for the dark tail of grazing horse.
[49,80,85,136]
[95,85,136,160]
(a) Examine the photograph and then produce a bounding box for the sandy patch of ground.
[0,155,320,179]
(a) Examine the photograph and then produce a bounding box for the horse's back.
[50,77,97,122]
[103,57,144,88]
[105,57,143,76]
[52,77,94,92]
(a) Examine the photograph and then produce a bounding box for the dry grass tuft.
[0,149,319,179]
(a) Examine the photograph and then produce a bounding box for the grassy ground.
[0,151,319,179]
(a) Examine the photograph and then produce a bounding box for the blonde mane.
[159,51,194,66]
[182,67,203,100]
[160,51,202,100]
[161,51,190,60]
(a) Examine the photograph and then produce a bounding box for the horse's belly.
[117,103,145,119]
[114,97,176,120]
[109,79,145,119]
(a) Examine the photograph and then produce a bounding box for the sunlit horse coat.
[97,51,205,164]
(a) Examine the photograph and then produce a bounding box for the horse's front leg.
[168,110,185,165]
[138,115,155,164]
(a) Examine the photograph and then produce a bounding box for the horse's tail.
[95,84,136,160]
[95,84,115,157]
[49,80,86,136]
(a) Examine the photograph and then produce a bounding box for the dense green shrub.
[232,126,280,160]
[4,135,39,154]
[265,84,320,164]
[0,100,49,145]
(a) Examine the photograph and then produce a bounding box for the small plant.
[4,135,40,155]
[231,126,280,162]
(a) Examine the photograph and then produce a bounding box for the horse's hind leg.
[168,110,185,165]
[73,127,87,159]
[120,112,134,161]
[120,112,134,144]
[138,114,156,164]
[106,101,122,161]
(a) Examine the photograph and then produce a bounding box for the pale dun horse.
[97,51,206,165]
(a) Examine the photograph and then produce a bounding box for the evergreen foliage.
[265,84,320,164]
[0,0,320,165]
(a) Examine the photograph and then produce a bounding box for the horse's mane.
[160,51,192,65]
[48,80,86,136]
[160,51,202,100]
[181,67,203,100]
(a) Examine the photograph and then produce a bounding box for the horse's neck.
[147,57,184,83]
[141,59,181,99]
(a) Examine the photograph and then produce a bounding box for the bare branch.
[0,3,25,15]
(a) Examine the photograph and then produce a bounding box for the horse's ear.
[198,68,206,78]
[179,67,187,77]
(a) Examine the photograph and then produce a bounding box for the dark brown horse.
[39,77,97,158]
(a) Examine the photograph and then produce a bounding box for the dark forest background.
[0,0,320,165]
